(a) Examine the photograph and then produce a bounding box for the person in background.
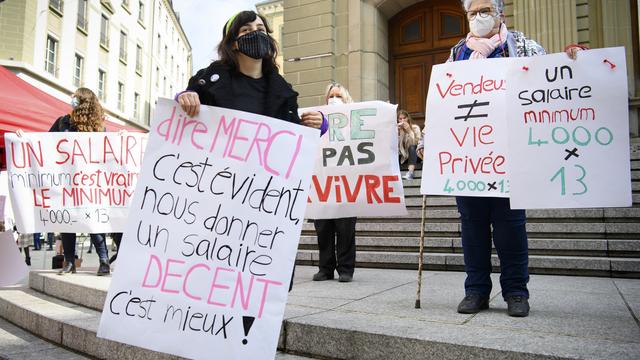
[417,0,586,318]
[32,233,41,251]
[16,227,31,266]
[397,110,421,180]
[109,233,122,264]
[311,82,358,283]
[46,88,110,276]
[177,10,327,291]
[46,233,54,251]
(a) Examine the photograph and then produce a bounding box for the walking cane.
[415,194,427,309]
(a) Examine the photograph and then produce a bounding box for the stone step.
[300,221,640,238]
[355,207,640,221]
[0,281,314,360]
[0,317,90,360]
[295,250,640,277]
[297,236,640,256]
[16,268,640,360]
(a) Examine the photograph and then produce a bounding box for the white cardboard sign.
[302,101,407,218]
[98,99,320,360]
[4,132,147,232]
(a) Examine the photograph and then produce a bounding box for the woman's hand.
[178,91,201,117]
[301,111,323,129]
[564,44,588,60]
[417,147,424,160]
[15,129,24,137]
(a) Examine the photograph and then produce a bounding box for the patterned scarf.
[465,23,509,59]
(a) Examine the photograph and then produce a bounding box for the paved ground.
[3,244,640,359]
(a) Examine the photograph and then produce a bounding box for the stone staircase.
[296,145,640,278]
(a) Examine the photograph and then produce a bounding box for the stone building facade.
[280,0,640,136]
[0,0,192,128]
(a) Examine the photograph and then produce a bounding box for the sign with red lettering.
[507,47,631,208]
[302,101,407,218]
[97,99,320,360]
[4,132,147,233]
[421,59,510,197]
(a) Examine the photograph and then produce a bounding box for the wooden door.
[389,0,467,127]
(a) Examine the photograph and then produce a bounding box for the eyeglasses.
[466,7,495,20]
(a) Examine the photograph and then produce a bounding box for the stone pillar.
[345,0,390,102]
[513,0,578,53]
[282,0,336,107]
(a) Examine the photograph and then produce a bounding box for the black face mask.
[236,31,272,60]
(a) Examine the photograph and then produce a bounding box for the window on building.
[169,85,173,98]
[164,45,167,64]
[49,0,63,15]
[155,66,159,87]
[100,14,110,49]
[73,54,84,87]
[134,92,140,120]
[119,31,128,62]
[170,55,173,76]
[45,35,58,76]
[98,69,106,101]
[117,82,125,111]
[163,76,166,96]
[135,44,142,74]
[157,34,161,56]
[77,0,88,31]
[122,0,129,9]
[138,1,145,23]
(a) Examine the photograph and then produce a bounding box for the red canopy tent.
[0,65,143,169]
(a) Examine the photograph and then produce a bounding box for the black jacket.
[186,61,301,124]
[49,114,74,132]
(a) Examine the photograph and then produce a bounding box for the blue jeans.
[456,196,529,300]
[33,233,41,249]
[61,233,109,263]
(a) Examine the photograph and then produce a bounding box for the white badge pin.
[210,74,220,82]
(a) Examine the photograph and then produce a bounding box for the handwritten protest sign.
[506,47,631,208]
[421,59,510,197]
[4,132,147,233]
[98,99,319,360]
[0,231,29,287]
[302,101,406,218]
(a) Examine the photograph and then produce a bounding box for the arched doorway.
[389,0,467,127]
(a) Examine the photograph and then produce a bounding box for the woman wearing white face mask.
[437,0,547,318]
[416,0,588,318]
[312,83,357,283]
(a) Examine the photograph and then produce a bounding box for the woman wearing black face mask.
[177,11,327,132]
[178,11,327,291]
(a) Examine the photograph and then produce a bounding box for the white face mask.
[327,97,344,106]
[469,14,496,37]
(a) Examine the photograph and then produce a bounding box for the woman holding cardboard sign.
[311,83,358,283]
[17,88,111,276]
[177,10,328,290]
[416,0,587,318]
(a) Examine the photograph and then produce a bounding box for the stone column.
[282,0,336,107]
[512,0,578,53]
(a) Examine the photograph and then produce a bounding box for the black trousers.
[313,217,357,276]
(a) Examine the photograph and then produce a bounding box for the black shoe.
[338,274,353,283]
[457,294,489,314]
[87,250,92,254]
[312,272,333,281]
[25,257,31,266]
[32,248,41,251]
[57,262,76,275]
[506,296,530,317]
[97,261,111,276]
